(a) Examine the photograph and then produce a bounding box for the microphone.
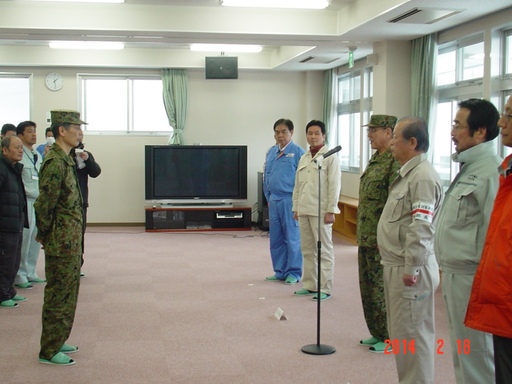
[314,145,342,163]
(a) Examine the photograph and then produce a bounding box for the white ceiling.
[0,0,511,70]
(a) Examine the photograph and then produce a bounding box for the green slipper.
[0,299,19,308]
[359,336,380,346]
[12,295,27,302]
[284,276,298,285]
[265,275,281,281]
[29,277,46,284]
[369,341,391,353]
[15,282,33,289]
[293,288,316,296]
[312,292,331,301]
[39,352,75,366]
[60,344,79,354]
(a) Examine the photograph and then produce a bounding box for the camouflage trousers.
[358,246,388,341]
[39,253,81,360]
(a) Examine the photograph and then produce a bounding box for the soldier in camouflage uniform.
[357,114,399,353]
[35,110,85,366]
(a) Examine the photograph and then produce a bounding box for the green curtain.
[411,34,437,123]
[162,68,188,144]
[322,68,337,144]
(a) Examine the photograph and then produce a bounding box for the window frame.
[78,74,171,135]
[433,35,486,186]
[0,73,32,126]
[503,29,512,76]
[334,66,373,173]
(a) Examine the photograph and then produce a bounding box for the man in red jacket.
[465,95,512,384]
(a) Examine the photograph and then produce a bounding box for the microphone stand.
[301,158,336,356]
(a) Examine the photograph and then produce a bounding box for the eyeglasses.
[366,127,386,134]
[451,124,469,130]
[501,112,512,121]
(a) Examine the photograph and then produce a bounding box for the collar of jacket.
[398,153,427,178]
[451,141,496,165]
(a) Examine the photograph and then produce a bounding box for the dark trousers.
[0,231,22,302]
[81,206,87,267]
[358,246,388,341]
[494,334,512,384]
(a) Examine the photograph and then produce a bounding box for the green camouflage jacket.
[357,148,400,247]
[34,143,83,256]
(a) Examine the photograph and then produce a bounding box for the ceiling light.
[220,0,329,9]
[49,41,125,50]
[190,44,262,53]
[24,0,124,3]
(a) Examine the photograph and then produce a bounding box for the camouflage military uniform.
[357,148,399,341]
[34,143,83,361]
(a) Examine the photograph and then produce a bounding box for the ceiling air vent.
[300,56,315,63]
[300,56,341,64]
[388,8,462,24]
[388,8,422,23]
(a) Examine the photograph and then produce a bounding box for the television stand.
[160,202,234,209]
[145,205,252,232]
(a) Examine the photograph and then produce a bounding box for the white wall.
[15,67,322,224]
[5,37,416,223]
[5,45,413,223]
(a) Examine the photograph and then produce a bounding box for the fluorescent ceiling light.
[190,44,262,53]
[24,0,124,2]
[221,0,329,9]
[49,41,125,50]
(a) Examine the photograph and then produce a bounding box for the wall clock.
[45,72,63,91]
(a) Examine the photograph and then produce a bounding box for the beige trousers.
[383,259,439,384]
[298,215,334,295]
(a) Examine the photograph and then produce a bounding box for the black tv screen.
[145,145,248,202]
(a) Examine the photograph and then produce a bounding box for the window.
[501,29,512,158]
[461,41,484,80]
[502,90,512,158]
[504,29,512,75]
[334,67,372,172]
[437,48,456,86]
[437,36,484,87]
[433,35,485,185]
[0,75,31,126]
[80,76,170,133]
[431,100,459,187]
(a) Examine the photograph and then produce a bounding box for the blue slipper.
[39,352,75,366]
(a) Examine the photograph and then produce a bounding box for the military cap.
[50,110,87,125]
[363,114,397,129]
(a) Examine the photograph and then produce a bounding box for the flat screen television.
[145,145,248,205]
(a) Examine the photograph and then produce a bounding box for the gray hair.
[398,116,429,152]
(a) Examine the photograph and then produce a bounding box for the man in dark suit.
[73,130,101,271]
